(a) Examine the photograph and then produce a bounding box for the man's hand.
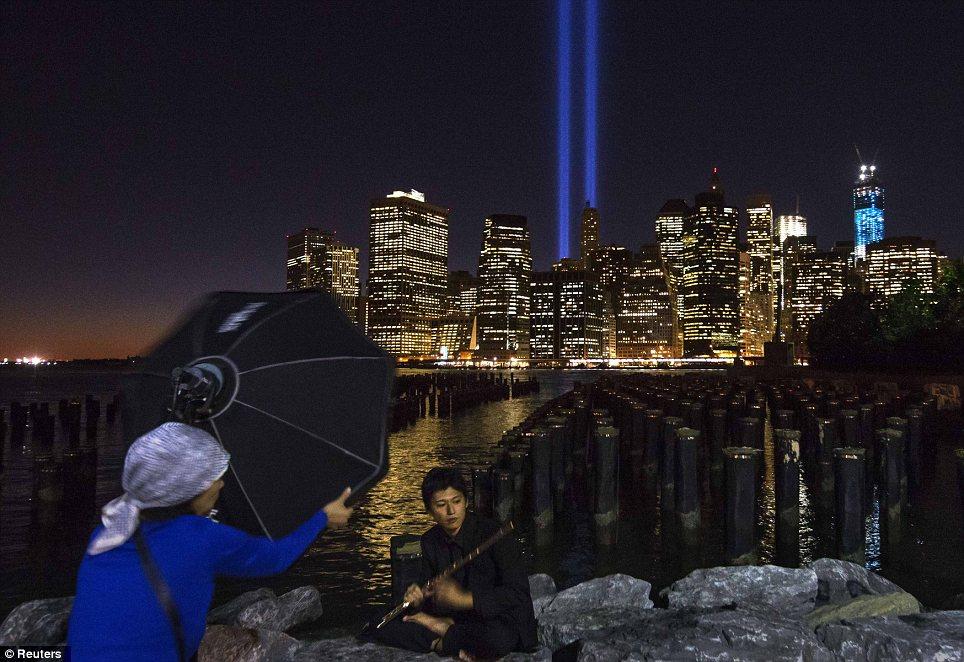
[323,487,353,529]
[426,578,473,611]
[404,583,425,608]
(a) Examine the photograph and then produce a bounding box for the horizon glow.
[584,0,598,207]
[557,0,572,260]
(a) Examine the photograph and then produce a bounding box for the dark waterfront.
[1,367,962,633]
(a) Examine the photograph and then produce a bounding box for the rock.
[0,596,74,645]
[528,573,557,602]
[537,574,654,650]
[805,593,921,629]
[667,565,817,617]
[292,636,436,661]
[817,610,964,661]
[544,574,653,613]
[207,588,276,625]
[500,646,553,661]
[575,607,833,662]
[198,625,300,662]
[809,558,906,606]
[236,586,324,632]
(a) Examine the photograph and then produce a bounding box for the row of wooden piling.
[1,394,119,523]
[389,372,539,431]
[436,376,955,573]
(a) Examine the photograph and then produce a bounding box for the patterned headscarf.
[87,422,231,555]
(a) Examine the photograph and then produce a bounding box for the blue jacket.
[67,510,328,661]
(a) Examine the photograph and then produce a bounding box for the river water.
[1,367,962,631]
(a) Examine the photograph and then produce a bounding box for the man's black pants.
[369,613,521,658]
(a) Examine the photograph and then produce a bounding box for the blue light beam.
[584,0,597,207]
[557,0,572,260]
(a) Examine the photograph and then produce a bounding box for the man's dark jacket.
[419,512,538,651]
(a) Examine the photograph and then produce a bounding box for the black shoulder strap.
[134,526,188,662]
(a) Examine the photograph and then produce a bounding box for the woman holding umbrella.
[67,422,354,662]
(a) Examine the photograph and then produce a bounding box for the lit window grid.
[865,243,938,302]
[680,205,740,355]
[477,218,533,355]
[368,198,449,357]
[788,254,847,350]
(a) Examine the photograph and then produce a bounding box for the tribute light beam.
[584,0,598,207]
[557,0,572,260]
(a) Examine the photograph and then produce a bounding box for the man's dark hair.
[421,467,468,510]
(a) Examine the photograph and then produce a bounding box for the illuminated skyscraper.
[739,248,770,358]
[681,169,740,358]
[614,245,675,358]
[586,245,633,358]
[579,202,600,261]
[368,189,449,358]
[788,245,847,356]
[476,215,532,359]
[656,199,689,354]
[447,270,479,316]
[286,228,360,322]
[530,270,605,361]
[773,212,808,336]
[854,165,885,261]
[865,236,940,304]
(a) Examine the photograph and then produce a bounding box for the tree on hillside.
[879,278,935,344]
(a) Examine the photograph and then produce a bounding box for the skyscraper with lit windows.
[579,202,600,262]
[368,189,449,358]
[614,245,675,358]
[529,270,605,361]
[657,199,689,354]
[681,169,740,358]
[286,228,360,323]
[476,214,532,359]
[854,165,884,260]
[865,236,940,305]
[788,244,847,356]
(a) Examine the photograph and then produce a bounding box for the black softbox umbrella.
[122,290,394,539]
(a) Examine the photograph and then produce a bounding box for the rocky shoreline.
[3,559,962,661]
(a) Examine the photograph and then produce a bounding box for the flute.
[376,521,515,629]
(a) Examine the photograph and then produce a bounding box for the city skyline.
[3,2,962,358]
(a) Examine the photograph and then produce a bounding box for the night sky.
[2,1,962,359]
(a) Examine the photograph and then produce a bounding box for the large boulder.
[809,558,906,606]
[198,625,300,662]
[805,593,922,630]
[236,586,324,632]
[536,574,654,651]
[817,611,964,661]
[207,588,276,625]
[0,596,74,645]
[667,565,818,617]
[528,574,557,602]
[291,636,436,661]
[575,607,833,662]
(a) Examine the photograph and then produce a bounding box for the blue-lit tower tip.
[853,163,884,260]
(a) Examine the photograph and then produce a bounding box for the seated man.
[371,467,537,659]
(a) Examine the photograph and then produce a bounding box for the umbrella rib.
[223,293,317,357]
[239,356,386,375]
[209,419,275,541]
[233,399,380,469]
